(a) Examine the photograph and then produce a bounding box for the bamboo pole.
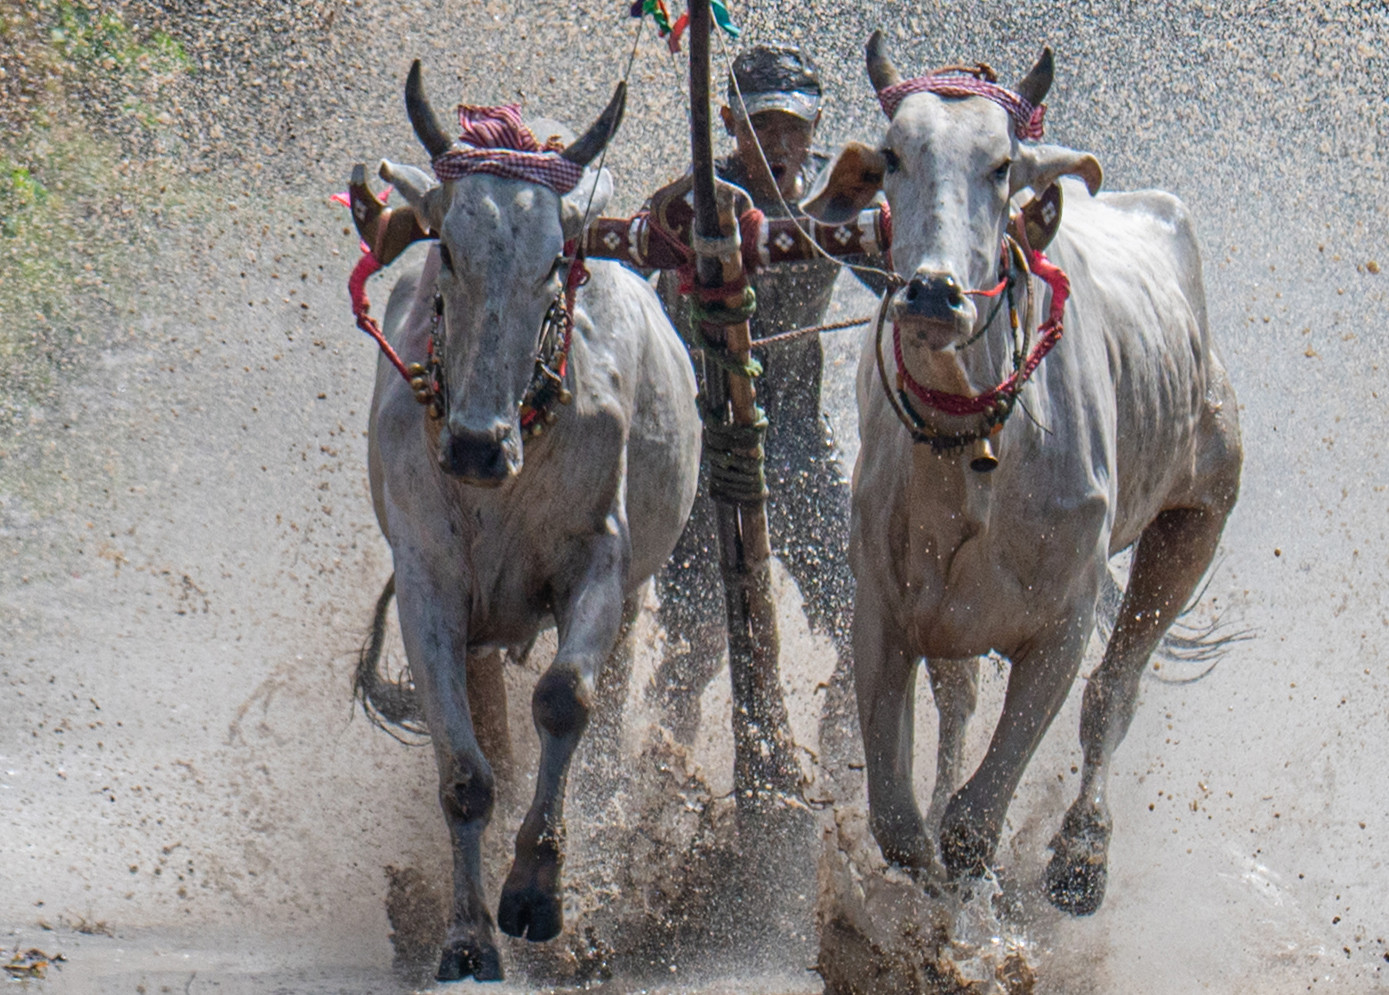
[686,0,799,811]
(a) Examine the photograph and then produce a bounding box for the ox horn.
[560,81,627,167]
[866,30,903,94]
[404,59,453,161]
[1015,46,1054,108]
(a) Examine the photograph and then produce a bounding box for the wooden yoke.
[686,0,799,813]
[580,205,888,270]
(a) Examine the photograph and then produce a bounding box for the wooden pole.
[686,0,799,810]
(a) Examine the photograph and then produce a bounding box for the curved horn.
[404,59,453,161]
[866,30,903,93]
[561,81,627,167]
[1015,46,1054,108]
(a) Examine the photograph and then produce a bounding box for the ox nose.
[439,420,518,484]
[902,272,967,320]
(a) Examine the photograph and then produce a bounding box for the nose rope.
[964,275,1010,298]
[953,243,1017,349]
[883,239,1070,424]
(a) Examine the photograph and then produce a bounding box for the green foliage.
[0,2,195,418]
[47,1,189,76]
[1,162,48,238]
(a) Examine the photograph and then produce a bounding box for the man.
[652,44,878,755]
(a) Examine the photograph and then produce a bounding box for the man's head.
[721,44,822,201]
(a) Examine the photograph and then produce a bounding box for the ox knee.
[533,663,592,739]
[440,756,496,826]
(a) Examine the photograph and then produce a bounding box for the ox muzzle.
[893,269,978,349]
[439,417,522,485]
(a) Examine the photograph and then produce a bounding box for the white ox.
[360,63,699,980]
[807,34,1242,914]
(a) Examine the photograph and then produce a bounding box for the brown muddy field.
[2,1,1386,992]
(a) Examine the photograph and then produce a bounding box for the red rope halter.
[893,246,1070,418]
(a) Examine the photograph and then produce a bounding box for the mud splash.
[815,806,1035,995]
[515,718,820,987]
[382,863,447,980]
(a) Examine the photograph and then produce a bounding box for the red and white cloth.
[878,75,1045,139]
[431,103,585,194]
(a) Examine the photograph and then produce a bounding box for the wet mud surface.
[3,1,1388,992]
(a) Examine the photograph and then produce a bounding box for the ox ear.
[378,159,437,207]
[802,141,887,225]
[1012,142,1103,199]
[380,158,446,232]
[560,167,614,240]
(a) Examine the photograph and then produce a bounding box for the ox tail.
[354,574,430,741]
[1096,562,1254,685]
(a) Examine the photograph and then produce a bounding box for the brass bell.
[406,363,427,378]
[558,387,573,406]
[528,423,544,439]
[427,401,443,420]
[544,410,558,426]
[968,436,999,473]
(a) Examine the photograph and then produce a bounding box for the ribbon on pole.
[631,0,738,51]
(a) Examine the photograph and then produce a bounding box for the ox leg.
[467,649,512,786]
[393,565,501,982]
[589,587,644,754]
[940,615,1092,881]
[1048,506,1230,915]
[856,589,932,871]
[924,657,981,835]
[498,538,626,942]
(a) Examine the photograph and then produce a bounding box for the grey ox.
[360,64,699,980]
[806,34,1242,915]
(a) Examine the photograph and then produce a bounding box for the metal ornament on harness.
[416,250,585,439]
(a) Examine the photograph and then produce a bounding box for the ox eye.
[992,160,1012,183]
[437,243,454,272]
[881,148,900,174]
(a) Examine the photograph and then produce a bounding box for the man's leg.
[649,479,728,743]
[760,340,861,777]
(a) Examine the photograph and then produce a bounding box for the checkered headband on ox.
[877,74,1045,139]
[431,103,586,194]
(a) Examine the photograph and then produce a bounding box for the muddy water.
[2,1,1386,992]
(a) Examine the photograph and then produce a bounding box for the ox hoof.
[435,938,503,982]
[498,883,563,942]
[1044,813,1112,916]
[939,809,998,880]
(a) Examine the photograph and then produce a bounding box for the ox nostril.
[905,273,967,313]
